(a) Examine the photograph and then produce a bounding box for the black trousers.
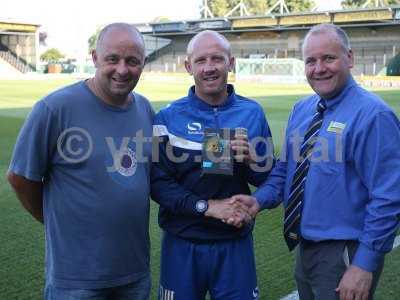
[294,239,384,300]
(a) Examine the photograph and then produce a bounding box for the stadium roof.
[0,19,40,33]
[137,6,400,36]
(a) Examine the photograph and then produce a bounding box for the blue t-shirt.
[9,81,154,289]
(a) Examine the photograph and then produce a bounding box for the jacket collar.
[188,84,236,110]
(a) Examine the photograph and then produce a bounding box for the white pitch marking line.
[280,290,299,300]
[279,235,400,300]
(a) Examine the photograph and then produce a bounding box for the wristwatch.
[195,200,208,214]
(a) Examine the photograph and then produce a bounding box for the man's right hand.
[205,198,252,228]
[230,195,260,219]
[7,171,44,224]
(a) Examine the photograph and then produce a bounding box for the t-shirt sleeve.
[8,100,57,182]
[135,92,155,120]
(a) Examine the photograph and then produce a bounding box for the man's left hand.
[231,136,255,164]
[336,265,372,300]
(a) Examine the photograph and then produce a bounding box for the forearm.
[245,130,275,187]
[252,159,287,209]
[352,111,400,271]
[7,172,44,223]
[245,157,275,187]
[353,199,399,272]
[18,187,43,223]
[151,165,202,216]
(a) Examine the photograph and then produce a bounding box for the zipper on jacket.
[213,107,220,129]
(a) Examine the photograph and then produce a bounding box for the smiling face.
[92,26,145,106]
[185,31,234,105]
[303,31,353,100]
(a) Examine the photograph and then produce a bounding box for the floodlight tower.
[200,0,214,19]
[225,0,250,18]
[266,0,290,14]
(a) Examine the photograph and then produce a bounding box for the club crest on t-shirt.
[115,147,137,177]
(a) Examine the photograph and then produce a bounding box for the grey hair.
[303,23,351,53]
[186,30,231,58]
[95,22,145,53]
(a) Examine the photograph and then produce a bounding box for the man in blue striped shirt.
[233,24,400,300]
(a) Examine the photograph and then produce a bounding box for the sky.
[0,0,342,57]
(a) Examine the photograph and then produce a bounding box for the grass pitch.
[0,77,399,300]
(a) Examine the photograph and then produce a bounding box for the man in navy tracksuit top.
[151,31,275,300]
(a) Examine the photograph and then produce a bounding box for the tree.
[88,28,101,54]
[208,0,315,17]
[267,0,315,13]
[40,48,64,62]
[208,0,229,17]
[153,16,171,22]
[246,0,269,15]
[342,0,398,8]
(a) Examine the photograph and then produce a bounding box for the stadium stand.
[139,6,400,77]
[0,54,23,76]
[0,20,39,74]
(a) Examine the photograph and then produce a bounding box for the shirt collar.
[323,76,357,110]
[188,84,236,110]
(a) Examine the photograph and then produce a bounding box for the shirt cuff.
[252,189,273,210]
[184,195,204,216]
[352,243,384,272]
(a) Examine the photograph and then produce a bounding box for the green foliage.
[88,28,101,54]
[39,48,64,63]
[342,0,398,8]
[208,0,315,17]
[153,16,171,22]
[386,53,400,76]
[268,0,315,13]
[208,0,229,17]
[247,0,269,15]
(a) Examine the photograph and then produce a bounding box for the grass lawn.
[0,77,399,299]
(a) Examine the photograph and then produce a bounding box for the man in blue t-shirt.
[233,24,400,300]
[152,30,275,300]
[7,23,154,299]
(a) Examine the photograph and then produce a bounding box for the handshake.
[204,195,261,228]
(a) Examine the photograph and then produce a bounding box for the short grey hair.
[303,23,351,53]
[96,22,145,53]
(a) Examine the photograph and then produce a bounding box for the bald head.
[91,22,146,107]
[303,23,351,55]
[184,30,234,105]
[187,30,231,58]
[96,23,145,55]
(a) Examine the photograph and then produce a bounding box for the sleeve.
[144,95,156,119]
[245,108,276,187]
[252,107,297,210]
[135,92,155,119]
[252,159,287,210]
[351,111,400,272]
[151,111,203,216]
[8,100,57,182]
